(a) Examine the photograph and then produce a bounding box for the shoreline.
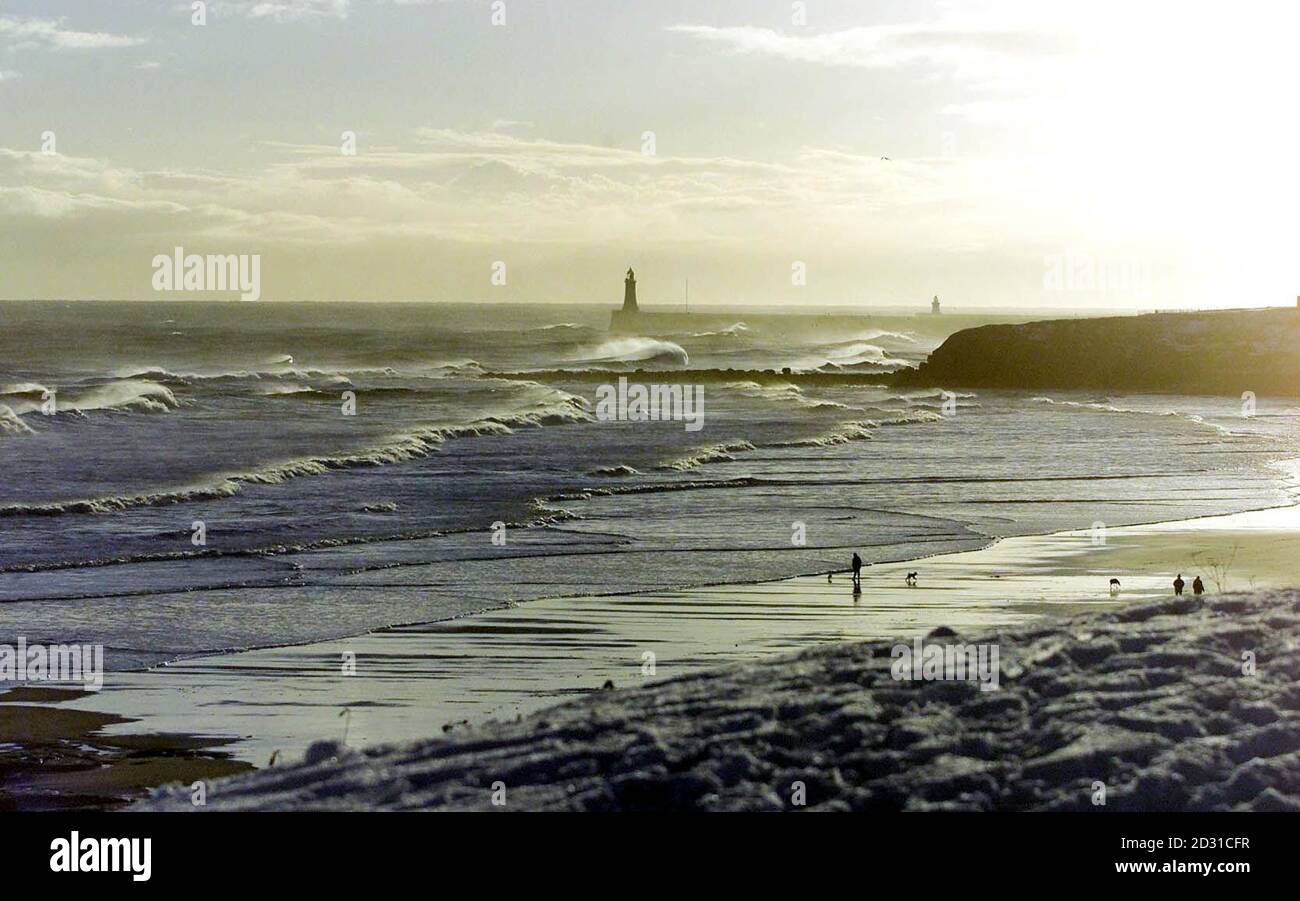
[6,501,1300,809]
[140,588,1300,811]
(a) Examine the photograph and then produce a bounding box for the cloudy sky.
[1,0,1298,308]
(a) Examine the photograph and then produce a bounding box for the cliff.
[892,307,1300,395]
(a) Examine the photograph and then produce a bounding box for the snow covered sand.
[140,588,1300,811]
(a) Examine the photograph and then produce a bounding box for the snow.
[139,591,1300,811]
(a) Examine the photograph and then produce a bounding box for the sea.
[2,300,1298,677]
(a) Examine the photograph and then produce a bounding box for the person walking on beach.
[1173,573,1185,595]
[1192,576,1205,595]
[851,552,862,587]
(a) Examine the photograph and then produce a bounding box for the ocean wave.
[529,323,590,334]
[485,367,898,387]
[876,409,946,427]
[0,480,244,517]
[774,423,877,447]
[903,389,978,401]
[109,367,191,385]
[788,338,918,373]
[1031,396,1237,434]
[481,394,593,430]
[252,383,316,397]
[723,381,855,411]
[657,440,757,471]
[431,361,485,376]
[1,379,180,417]
[0,431,451,518]
[854,329,917,345]
[0,394,594,518]
[816,358,916,374]
[689,322,750,339]
[546,476,767,502]
[825,340,890,361]
[570,337,690,368]
[0,405,35,436]
[0,381,51,396]
[110,362,466,385]
[68,380,180,414]
[253,384,427,401]
[589,464,640,477]
[769,409,945,448]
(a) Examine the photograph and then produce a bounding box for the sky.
[1,0,1298,308]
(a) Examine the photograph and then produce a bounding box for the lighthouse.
[931,295,942,315]
[623,267,638,312]
[610,267,642,332]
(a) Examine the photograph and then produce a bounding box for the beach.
[6,501,1299,810]
[4,303,1300,812]
[138,586,1300,812]
[7,4,1300,879]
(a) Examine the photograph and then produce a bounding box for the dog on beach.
[1109,578,1121,595]
[905,572,918,586]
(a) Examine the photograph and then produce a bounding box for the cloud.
[0,15,146,50]
[212,1,351,21]
[0,131,980,255]
[0,124,1247,305]
[667,23,1074,71]
[212,0,435,21]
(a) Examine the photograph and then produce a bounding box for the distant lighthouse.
[623,267,638,312]
[931,295,942,315]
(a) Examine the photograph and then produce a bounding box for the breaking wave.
[689,323,750,339]
[569,337,690,368]
[1031,395,1236,435]
[0,381,50,396]
[724,381,855,411]
[0,405,35,436]
[770,409,946,448]
[0,379,179,416]
[855,329,917,344]
[658,440,757,471]
[589,464,640,477]
[0,394,594,518]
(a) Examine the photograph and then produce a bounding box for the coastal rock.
[891,308,1300,395]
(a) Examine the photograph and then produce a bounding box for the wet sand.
[15,503,1300,806]
[142,589,1300,812]
[0,687,253,811]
